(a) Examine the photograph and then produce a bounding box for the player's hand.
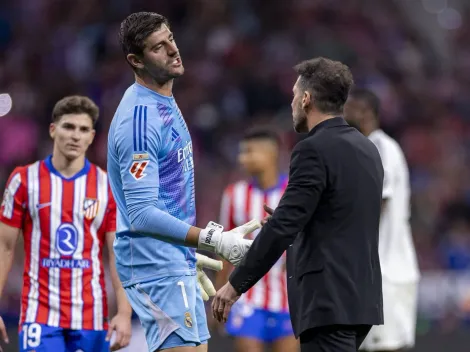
[195,253,223,301]
[0,316,9,352]
[106,312,132,351]
[261,204,274,225]
[198,219,261,267]
[212,281,240,323]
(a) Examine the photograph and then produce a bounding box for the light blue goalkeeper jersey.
[107,82,197,286]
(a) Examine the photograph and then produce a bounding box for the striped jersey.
[0,155,116,331]
[220,175,289,312]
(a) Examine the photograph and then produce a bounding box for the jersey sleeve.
[0,167,26,229]
[219,185,235,230]
[105,184,116,233]
[114,105,190,243]
[370,137,393,200]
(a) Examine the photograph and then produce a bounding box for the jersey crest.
[83,198,99,220]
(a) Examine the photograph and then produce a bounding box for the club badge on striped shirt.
[83,198,99,220]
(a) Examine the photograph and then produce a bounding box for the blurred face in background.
[344,97,373,133]
[136,24,184,83]
[291,77,309,133]
[49,114,95,161]
[238,139,278,176]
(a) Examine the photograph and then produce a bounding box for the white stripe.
[267,189,284,311]
[90,169,107,330]
[2,173,21,219]
[232,182,247,227]
[249,189,266,308]
[219,189,231,229]
[25,162,41,322]
[71,175,87,329]
[48,174,62,327]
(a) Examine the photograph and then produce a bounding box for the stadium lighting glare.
[0,93,12,117]
[438,7,462,30]
[422,0,447,13]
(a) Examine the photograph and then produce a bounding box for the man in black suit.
[212,57,384,352]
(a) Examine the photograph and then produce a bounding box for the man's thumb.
[264,204,274,215]
[105,323,114,341]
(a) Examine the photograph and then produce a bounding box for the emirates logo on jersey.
[83,198,99,220]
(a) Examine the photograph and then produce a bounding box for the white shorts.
[360,280,418,351]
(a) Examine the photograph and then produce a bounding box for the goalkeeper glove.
[195,253,223,301]
[198,219,261,267]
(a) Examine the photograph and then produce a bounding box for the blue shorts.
[18,323,108,352]
[125,275,210,351]
[225,303,294,343]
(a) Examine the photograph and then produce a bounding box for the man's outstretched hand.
[212,281,240,323]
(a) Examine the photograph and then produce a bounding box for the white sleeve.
[370,136,393,200]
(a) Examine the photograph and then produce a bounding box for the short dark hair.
[349,87,380,118]
[294,57,354,115]
[51,96,99,125]
[119,12,170,57]
[242,128,281,147]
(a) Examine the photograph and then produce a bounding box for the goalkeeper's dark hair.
[119,12,170,58]
[294,57,354,115]
[349,87,381,119]
[242,128,281,147]
[52,95,99,126]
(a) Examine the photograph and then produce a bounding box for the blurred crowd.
[1,0,470,332]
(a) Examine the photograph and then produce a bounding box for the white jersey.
[368,129,420,283]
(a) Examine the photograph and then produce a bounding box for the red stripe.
[19,167,30,328]
[262,192,270,310]
[59,179,75,327]
[227,185,236,230]
[97,172,109,330]
[280,181,289,311]
[82,165,97,330]
[36,162,52,324]
[244,183,254,305]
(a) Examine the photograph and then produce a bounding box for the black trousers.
[299,324,372,352]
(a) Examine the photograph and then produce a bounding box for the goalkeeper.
[107,11,259,352]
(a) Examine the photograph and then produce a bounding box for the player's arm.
[371,138,392,214]
[103,191,131,351]
[0,168,26,346]
[229,141,326,293]
[115,106,258,265]
[380,151,393,215]
[115,106,196,244]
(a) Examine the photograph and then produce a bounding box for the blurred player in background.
[107,12,259,352]
[344,88,420,352]
[0,96,132,352]
[216,129,298,352]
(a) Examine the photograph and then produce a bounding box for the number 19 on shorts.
[22,323,42,349]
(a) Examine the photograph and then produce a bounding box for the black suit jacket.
[230,117,384,337]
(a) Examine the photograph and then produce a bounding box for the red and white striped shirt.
[220,175,289,312]
[0,156,116,331]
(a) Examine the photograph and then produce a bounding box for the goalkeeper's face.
[138,24,184,82]
[50,114,95,161]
